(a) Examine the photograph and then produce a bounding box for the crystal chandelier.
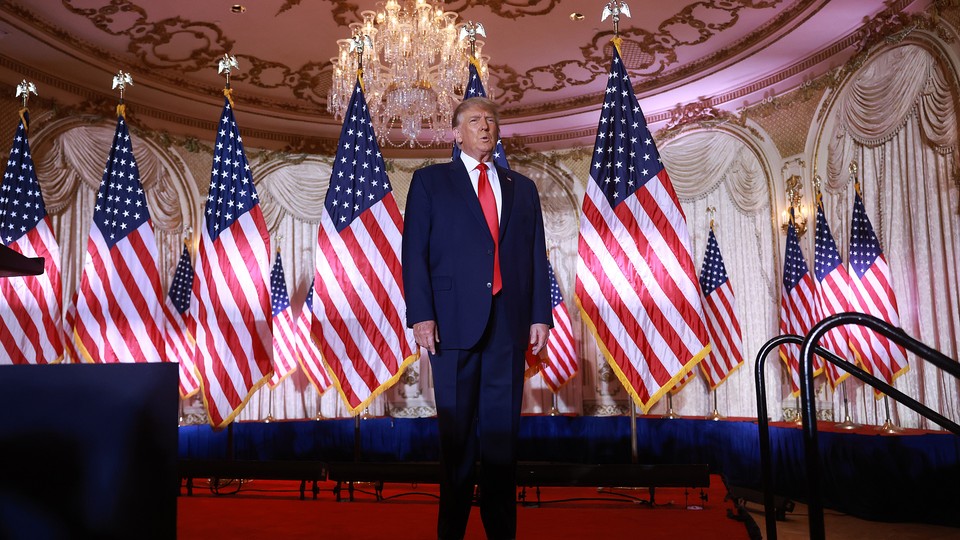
[327,0,491,147]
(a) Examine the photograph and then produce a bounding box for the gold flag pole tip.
[218,54,239,107]
[112,71,133,118]
[15,80,37,131]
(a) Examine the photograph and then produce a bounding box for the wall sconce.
[779,175,808,236]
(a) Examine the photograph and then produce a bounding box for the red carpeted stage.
[178,475,752,540]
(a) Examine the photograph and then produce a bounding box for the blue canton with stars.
[204,98,260,240]
[270,250,291,317]
[546,260,564,309]
[451,62,509,170]
[94,116,151,249]
[848,192,882,280]
[813,203,843,282]
[168,245,194,315]
[782,217,810,290]
[304,281,316,311]
[698,229,730,296]
[591,47,663,209]
[326,79,392,233]
[0,113,48,246]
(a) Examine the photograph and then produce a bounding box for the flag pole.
[629,401,638,464]
[704,208,723,422]
[878,394,902,433]
[265,388,275,423]
[793,396,803,427]
[836,380,858,429]
[708,389,723,421]
[549,391,560,416]
[663,392,680,419]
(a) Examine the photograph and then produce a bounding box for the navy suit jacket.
[402,159,553,350]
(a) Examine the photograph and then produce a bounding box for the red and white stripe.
[75,224,164,364]
[163,297,198,397]
[540,299,578,392]
[313,196,416,414]
[576,170,710,413]
[847,255,908,390]
[271,300,299,388]
[0,220,63,364]
[814,264,853,386]
[192,207,273,428]
[700,278,743,389]
[62,291,79,363]
[779,271,816,396]
[296,287,332,394]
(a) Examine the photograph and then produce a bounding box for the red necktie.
[476,163,502,295]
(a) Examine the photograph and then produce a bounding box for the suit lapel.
[496,164,515,241]
[450,160,488,232]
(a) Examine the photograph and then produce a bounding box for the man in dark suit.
[402,97,552,540]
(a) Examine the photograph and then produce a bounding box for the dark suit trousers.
[429,295,525,540]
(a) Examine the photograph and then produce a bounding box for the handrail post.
[799,333,825,540]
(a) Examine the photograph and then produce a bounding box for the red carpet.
[178,474,751,539]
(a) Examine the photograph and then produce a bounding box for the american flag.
[269,250,299,387]
[313,78,416,414]
[0,112,63,364]
[778,215,817,395]
[192,97,273,428]
[574,45,710,413]
[697,228,744,390]
[452,61,509,169]
[74,114,164,364]
[62,292,79,363]
[163,244,199,397]
[539,260,578,392]
[847,190,908,392]
[812,201,853,386]
[296,281,332,394]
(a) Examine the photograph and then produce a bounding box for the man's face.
[454,105,498,160]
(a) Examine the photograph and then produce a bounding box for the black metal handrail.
[754,313,960,540]
[799,312,960,540]
[753,334,843,540]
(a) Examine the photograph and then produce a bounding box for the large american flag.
[575,45,710,413]
[539,260,578,392]
[74,114,164,364]
[697,228,743,390]
[164,244,199,397]
[296,281,332,394]
[269,250,299,387]
[812,201,853,386]
[452,61,509,169]
[313,78,416,414]
[779,216,817,395]
[192,97,273,428]
[0,112,63,365]
[847,190,908,392]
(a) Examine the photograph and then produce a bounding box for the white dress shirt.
[459,152,502,221]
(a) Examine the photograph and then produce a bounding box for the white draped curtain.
[660,130,780,419]
[823,43,960,428]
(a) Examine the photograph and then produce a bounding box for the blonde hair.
[452,97,500,129]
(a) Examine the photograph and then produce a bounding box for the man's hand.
[413,320,439,355]
[529,323,549,355]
